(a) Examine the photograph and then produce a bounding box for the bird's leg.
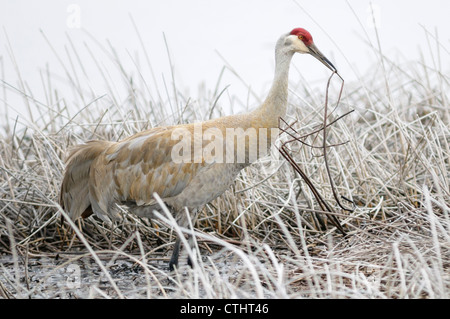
[169,209,198,271]
[169,235,195,270]
[187,234,194,268]
[169,208,190,271]
[169,237,182,271]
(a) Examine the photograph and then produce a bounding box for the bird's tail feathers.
[59,140,112,221]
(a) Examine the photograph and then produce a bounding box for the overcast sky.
[1,0,449,125]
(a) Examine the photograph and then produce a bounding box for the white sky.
[1,0,449,126]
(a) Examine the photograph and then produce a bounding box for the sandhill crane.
[60,28,337,270]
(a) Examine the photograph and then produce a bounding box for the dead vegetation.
[0,25,449,298]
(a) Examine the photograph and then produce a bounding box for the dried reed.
[0,23,449,298]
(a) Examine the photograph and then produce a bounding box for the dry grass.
[0,27,449,299]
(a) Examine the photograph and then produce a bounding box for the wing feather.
[89,125,209,215]
[60,140,114,220]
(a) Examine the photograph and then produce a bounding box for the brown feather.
[58,29,336,270]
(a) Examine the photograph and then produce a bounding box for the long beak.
[308,43,337,73]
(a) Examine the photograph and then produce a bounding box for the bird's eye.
[298,35,304,40]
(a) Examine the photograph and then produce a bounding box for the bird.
[60,27,337,271]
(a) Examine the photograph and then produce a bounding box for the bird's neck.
[254,49,294,128]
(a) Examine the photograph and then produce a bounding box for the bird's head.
[282,27,337,72]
